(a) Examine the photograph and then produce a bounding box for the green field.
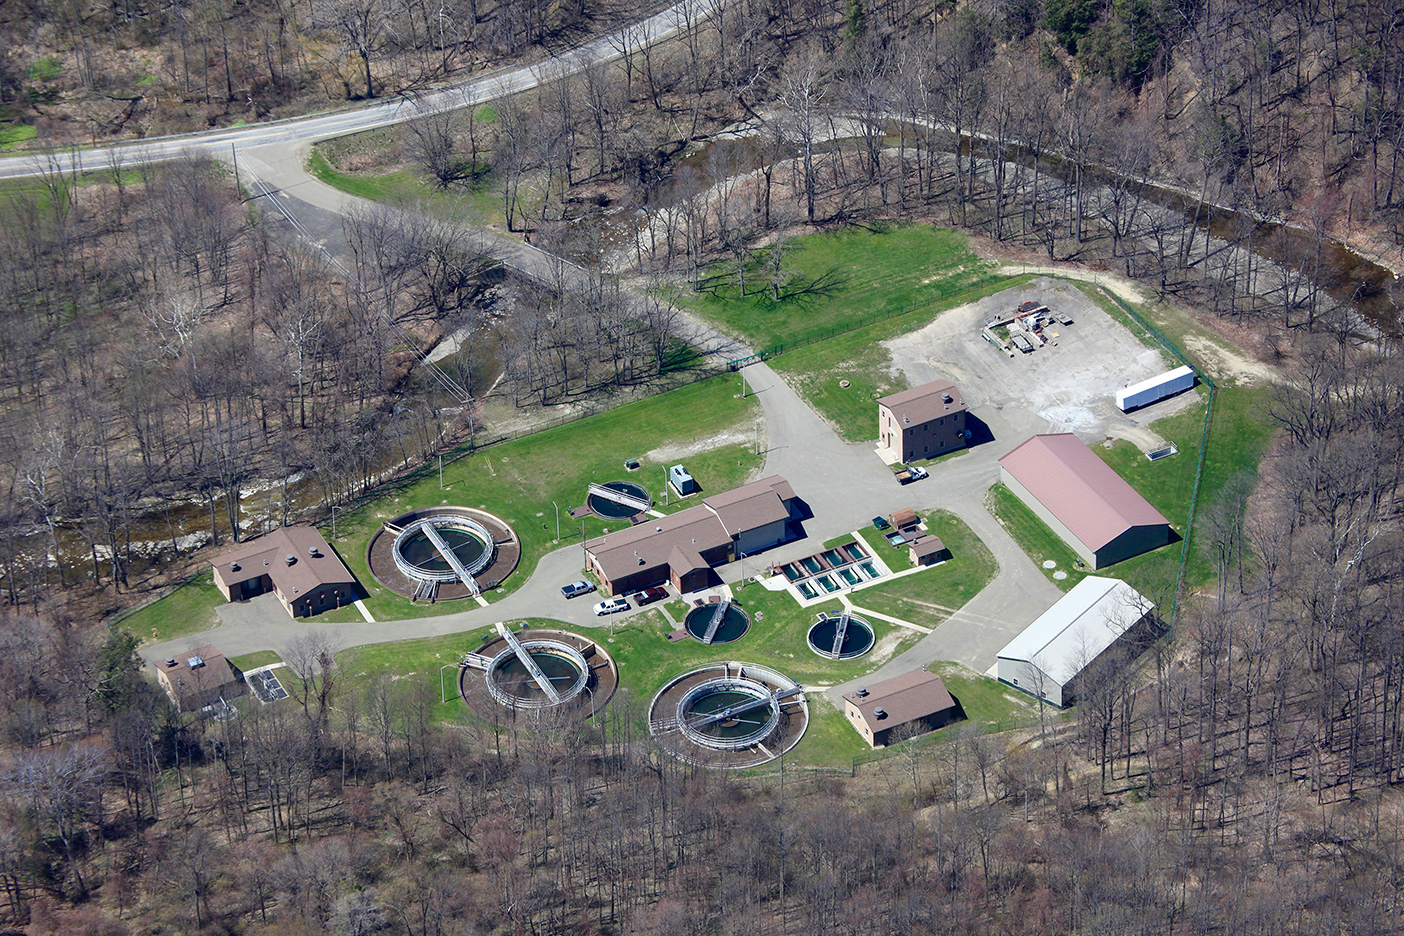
[684,225,996,350]
[330,375,762,621]
[850,511,998,628]
[986,482,1090,593]
[307,149,500,222]
[766,274,1030,441]
[1096,385,1272,585]
[228,651,283,673]
[120,571,224,642]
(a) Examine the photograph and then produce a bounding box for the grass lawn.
[1095,384,1273,585]
[986,482,1090,593]
[767,274,1031,441]
[929,662,1038,729]
[329,375,761,621]
[682,225,995,351]
[229,651,282,673]
[307,149,500,223]
[120,571,224,643]
[610,587,923,695]
[850,511,997,628]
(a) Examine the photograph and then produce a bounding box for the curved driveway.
[143,353,1060,702]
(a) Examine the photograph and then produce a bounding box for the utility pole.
[439,454,444,489]
[231,144,241,196]
[552,501,560,541]
[331,505,341,540]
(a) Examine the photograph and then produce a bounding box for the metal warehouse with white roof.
[996,576,1160,707]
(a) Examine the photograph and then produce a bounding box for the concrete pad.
[883,277,1196,442]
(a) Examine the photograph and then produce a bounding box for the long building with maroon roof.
[998,434,1171,569]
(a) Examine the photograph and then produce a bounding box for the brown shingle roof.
[212,527,355,599]
[588,507,729,582]
[844,669,956,730]
[998,434,1169,553]
[878,379,967,426]
[889,508,919,530]
[585,476,797,584]
[909,534,947,559]
[155,644,240,709]
[703,475,792,534]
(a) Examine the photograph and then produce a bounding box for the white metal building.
[996,577,1157,707]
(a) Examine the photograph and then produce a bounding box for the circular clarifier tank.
[806,611,875,660]
[648,663,809,768]
[396,525,487,577]
[683,602,751,644]
[485,640,589,709]
[587,480,651,520]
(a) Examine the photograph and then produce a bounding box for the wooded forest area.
[1,0,1404,932]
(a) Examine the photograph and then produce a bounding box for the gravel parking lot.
[884,277,1197,445]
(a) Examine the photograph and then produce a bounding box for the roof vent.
[638,557,646,565]
[942,393,953,404]
[187,656,205,669]
[229,561,241,572]
[856,686,868,697]
[308,546,321,557]
[655,526,662,532]
[165,659,178,668]
[873,706,887,719]
[902,415,910,424]
[285,553,297,566]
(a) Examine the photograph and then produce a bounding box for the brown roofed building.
[153,645,244,713]
[585,476,798,596]
[889,507,919,531]
[843,669,961,748]
[878,379,969,462]
[998,434,1172,569]
[908,534,949,567]
[211,526,359,618]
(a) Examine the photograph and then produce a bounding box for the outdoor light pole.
[439,454,444,489]
[552,501,560,541]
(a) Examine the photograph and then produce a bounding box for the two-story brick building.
[877,379,969,463]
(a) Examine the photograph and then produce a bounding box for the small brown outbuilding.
[153,645,244,713]
[843,669,961,748]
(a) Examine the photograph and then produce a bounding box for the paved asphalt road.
[0,0,711,181]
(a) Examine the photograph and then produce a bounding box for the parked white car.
[593,597,629,616]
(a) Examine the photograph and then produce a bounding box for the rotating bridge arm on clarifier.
[701,600,730,644]
[830,610,852,657]
[684,684,802,730]
[495,622,562,703]
[421,522,481,596]
[587,482,651,512]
